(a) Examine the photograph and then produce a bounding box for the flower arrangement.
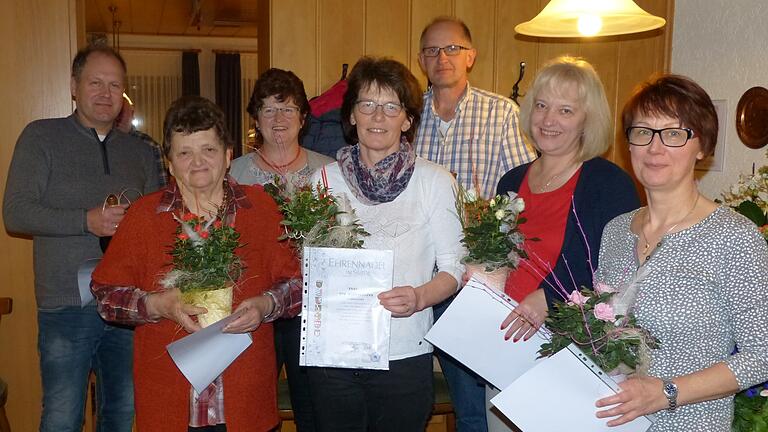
[538,282,658,374]
[161,212,244,326]
[266,179,368,249]
[734,382,768,432]
[455,187,528,272]
[163,212,243,292]
[721,154,768,242]
[528,203,658,375]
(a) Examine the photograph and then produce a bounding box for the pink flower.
[199,230,209,239]
[213,219,223,229]
[178,233,189,241]
[567,290,588,306]
[594,303,616,322]
[594,282,615,295]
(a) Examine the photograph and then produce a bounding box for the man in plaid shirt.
[415,17,536,199]
[414,16,536,432]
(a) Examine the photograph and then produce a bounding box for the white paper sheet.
[491,346,653,432]
[77,258,101,307]
[424,277,548,390]
[166,311,253,393]
[300,247,394,370]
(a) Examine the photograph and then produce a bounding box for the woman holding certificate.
[496,57,640,340]
[491,56,640,431]
[594,75,768,430]
[91,96,301,431]
[308,56,465,432]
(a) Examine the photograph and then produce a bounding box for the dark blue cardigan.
[496,157,641,308]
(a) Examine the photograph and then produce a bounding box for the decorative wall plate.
[736,86,768,149]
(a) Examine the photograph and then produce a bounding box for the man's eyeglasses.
[260,106,300,119]
[354,100,404,117]
[420,44,470,57]
[626,127,695,147]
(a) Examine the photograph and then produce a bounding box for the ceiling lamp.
[515,0,666,38]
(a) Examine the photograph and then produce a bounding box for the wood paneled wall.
[0,1,80,430]
[260,0,673,173]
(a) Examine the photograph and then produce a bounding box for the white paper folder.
[491,345,653,432]
[424,277,548,390]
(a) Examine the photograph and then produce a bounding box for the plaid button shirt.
[414,84,536,199]
[91,177,302,427]
[131,128,168,189]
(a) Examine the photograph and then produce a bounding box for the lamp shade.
[515,0,666,38]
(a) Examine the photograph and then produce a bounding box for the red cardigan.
[92,185,298,431]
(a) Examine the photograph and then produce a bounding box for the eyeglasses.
[354,100,404,117]
[626,127,695,147]
[260,106,300,119]
[420,44,470,57]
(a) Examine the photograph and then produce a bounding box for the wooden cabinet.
[259,0,673,177]
[0,2,80,431]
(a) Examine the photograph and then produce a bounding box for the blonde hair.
[519,56,611,161]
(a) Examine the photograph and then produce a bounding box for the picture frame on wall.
[696,99,727,172]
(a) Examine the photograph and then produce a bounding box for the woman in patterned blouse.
[593,75,768,431]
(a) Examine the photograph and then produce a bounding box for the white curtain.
[123,51,183,145]
[240,53,259,154]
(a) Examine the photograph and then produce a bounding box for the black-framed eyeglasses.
[260,106,300,119]
[420,44,470,57]
[354,100,404,117]
[626,127,695,147]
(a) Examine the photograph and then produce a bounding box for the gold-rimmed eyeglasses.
[260,106,300,119]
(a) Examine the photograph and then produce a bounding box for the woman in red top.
[92,96,300,431]
[489,57,640,430]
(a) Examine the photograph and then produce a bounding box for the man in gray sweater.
[3,45,159,432]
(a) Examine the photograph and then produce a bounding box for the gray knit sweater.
[3,113,160,308]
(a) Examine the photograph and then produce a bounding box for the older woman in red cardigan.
[91,96,300,432]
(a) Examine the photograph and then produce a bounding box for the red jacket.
[93,185,298,431]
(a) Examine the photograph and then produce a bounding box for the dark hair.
[622,74,718,157]
[420,16,473,48]
[162,96,232,157]
[341,57,423,143]
[71,45,127,81]
[246,68,311,144]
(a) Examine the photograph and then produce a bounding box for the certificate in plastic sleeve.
[300,247,394,370]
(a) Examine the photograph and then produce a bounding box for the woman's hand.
[500,289,547,342]
[379,286,420,318]
[223,295,275,333]
[145,288,206,333]
[595,376,667,426]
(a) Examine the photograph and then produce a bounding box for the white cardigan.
[313,157,465,360]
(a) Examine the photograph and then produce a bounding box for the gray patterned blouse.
[595,206,768,431]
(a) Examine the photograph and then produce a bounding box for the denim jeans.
[275,315,316,431]
[38,305,134,432]
[307,353,433,432]
[433,297,489,432]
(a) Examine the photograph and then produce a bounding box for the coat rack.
[510,62,526,106]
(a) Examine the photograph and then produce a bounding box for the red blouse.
[505,168,581,302]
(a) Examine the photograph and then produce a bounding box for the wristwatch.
[662,379,678,412]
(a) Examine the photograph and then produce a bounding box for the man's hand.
[87,204,128,237]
